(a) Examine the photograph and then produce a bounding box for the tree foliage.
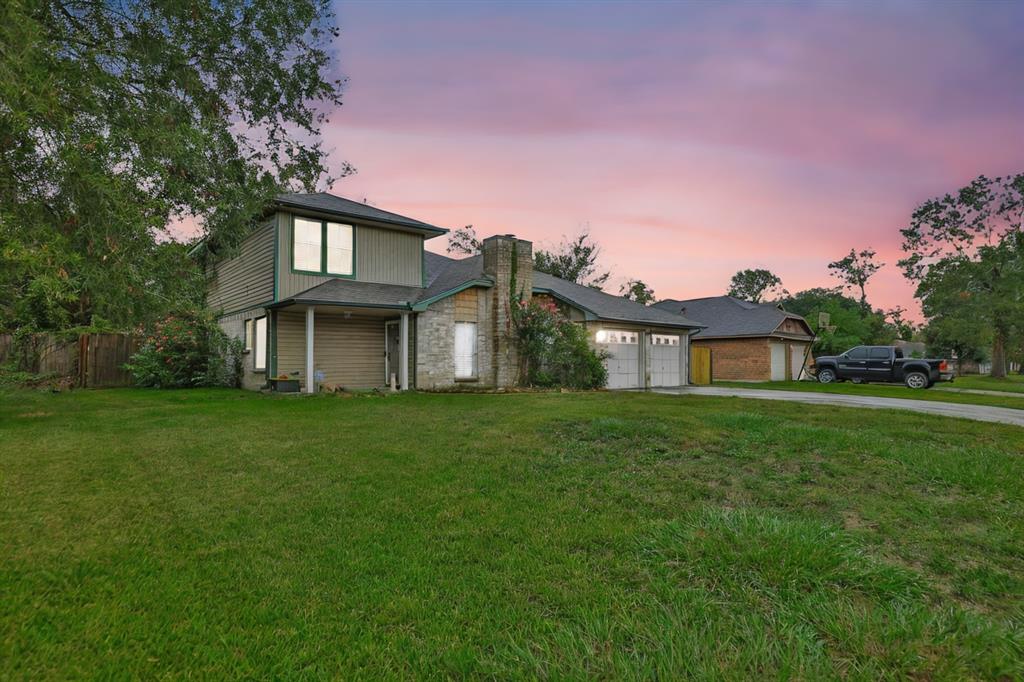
[534,231,611,289]
[0,0,348,332]
[828,248,883,307]
[899,174,1024,377]
[620,279,655,305]
[778,288,897,356]
[446,225,481,256]
[726,269,787,303]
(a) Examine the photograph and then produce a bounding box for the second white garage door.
[597,330,641,389]
[649,334,681,387]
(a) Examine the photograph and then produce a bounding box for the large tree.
[0,0,348,331]
[779,287,894,356]
[726,268,786,303]
[534,231,611,289]
[828,248,883,307]
[899,174,1024,377]
[620,279,655,305]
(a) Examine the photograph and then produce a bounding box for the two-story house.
[206,192,704,392]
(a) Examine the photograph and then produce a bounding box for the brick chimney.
[482,235,533,387]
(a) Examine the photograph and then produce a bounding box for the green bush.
[126,311,242,388]
[513,299,608,389]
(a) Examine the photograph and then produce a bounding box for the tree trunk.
[991,329,1007,378]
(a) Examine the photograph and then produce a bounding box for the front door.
[385,321,401,388]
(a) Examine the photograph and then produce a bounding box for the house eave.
[411,279,494,311]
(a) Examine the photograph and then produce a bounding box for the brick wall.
[693,337,771,381]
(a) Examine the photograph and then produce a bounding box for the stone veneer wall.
[415,287,494,389]
[481,235,532,388]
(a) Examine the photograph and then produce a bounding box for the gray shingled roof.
[275,192,447,235]
[419,252,492,304]
[275,251,706,330]
[534,271,704,329]
[271,278,424,309]
[652,296,812,338]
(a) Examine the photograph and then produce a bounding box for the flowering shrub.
[512,298,608,389]
[126,311,243,388]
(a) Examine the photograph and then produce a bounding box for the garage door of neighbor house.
[649,334,681,387]
[598,330,641,389]
[791,344,807,380]
[770,343,787,381]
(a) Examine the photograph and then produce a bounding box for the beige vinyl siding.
[276,310,387,390]
[276,211,424,299]
[207,220,275,313]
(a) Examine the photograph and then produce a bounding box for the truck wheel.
[817,368,836,384]
[905,372,928,389]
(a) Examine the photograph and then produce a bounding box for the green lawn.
[715,379,1024,410]
[953,373,1024,394]
[2,389,1022,679]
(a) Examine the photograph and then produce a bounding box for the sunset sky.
[316,1,1023,317]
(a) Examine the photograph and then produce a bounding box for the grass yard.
[2,389,1022,679]
[715,379,1024,410]
[953,373,1024,394]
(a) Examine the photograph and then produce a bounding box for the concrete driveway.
[652,386,1024,428]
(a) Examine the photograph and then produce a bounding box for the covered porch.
[270,303,414,393]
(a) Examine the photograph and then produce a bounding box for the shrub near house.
[127,312,242,388]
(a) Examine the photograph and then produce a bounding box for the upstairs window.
[293,217,354,276]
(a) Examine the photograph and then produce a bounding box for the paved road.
[651,386,1024,427]
[935,386,1024,398]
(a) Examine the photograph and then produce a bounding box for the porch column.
[399,312,410,391]
[305,306,315,394]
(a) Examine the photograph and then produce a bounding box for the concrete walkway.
[651,386,1024,428]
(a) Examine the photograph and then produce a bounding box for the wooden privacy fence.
[0,333,140,388]
[690,346,712,385]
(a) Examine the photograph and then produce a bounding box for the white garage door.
[597,330,641,389]
[649,334,681,387]
[791,345,806,380]
[770,343,787,381]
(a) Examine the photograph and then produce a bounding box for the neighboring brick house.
[653,296,815,381]
[203,192,703,392]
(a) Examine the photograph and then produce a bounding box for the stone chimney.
[482,235,533,387]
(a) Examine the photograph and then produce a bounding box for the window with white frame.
[596,330,638,344]
[454,322,477,378]
[293,218,322,272]
[244,319,253,352]
[325,222,353,275]
[651,334,679,346]
[293,217,354,276]
[253,316,267,371]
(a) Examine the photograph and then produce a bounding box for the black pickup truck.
[812,346,952,389]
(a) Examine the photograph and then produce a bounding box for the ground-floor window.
[651,334,679,346]
[253,316,267,371]
[596,330,638,344]
[244,319,253,352]
[454,322,477,378]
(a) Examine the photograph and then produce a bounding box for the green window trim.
[290,216,357,279]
